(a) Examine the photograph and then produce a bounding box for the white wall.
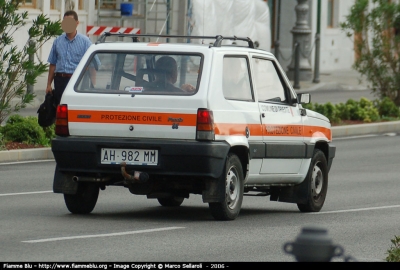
[278,0,356,74]
[317,0,355,72]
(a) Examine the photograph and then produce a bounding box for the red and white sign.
[87,26,141,36]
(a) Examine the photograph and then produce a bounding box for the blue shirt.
[48,32,99,73]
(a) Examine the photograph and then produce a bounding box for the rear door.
[208,51,264,181]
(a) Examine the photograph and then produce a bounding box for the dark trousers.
[54,76,71,106]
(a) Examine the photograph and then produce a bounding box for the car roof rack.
[95,33,255,49]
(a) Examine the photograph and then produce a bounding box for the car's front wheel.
[64,183,99,214]
[209,153,244,221]
[297,149,328,212]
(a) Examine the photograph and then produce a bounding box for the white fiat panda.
[51,33,335,221]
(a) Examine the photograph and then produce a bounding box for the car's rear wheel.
[157,197,184,207]
[297,149,328,212]
[209,153,244,221]
[64,183,99,214]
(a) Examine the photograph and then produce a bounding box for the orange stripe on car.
[68,111,331,140]
[303,126,332,140]
[215,123,331,140]
[214,123,263,136]
[264,124,331,140]
[68,110,197,126]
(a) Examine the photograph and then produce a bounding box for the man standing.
[46,10,98,106]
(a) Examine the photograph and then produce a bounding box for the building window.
[96,0,116,9]
[19,0,36,8]
[49,1,83,11]
[327,0,339,28]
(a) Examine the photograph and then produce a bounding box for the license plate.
[101,148,158,165]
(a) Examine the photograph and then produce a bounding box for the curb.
[1,121,399,164]
[0,148,54,163]
[332,120,400,137]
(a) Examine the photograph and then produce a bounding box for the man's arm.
[88,66,96,87]
[46,64,56,94]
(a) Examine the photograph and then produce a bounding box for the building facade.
[14,0,356,77]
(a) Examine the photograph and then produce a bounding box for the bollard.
[293,42,300,89]
[313,33,321,83]
[283,225,344,262]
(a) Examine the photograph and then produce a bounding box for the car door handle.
[261,113,265,118]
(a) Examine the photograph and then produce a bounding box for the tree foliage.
[341,0,400,106]
[0,0,62,123]
[386,235,400,262]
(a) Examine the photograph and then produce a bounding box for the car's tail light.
[55,104,70,136]
[196,108,214,141]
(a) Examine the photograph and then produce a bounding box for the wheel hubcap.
[226,166,239,210]
[311,161,323,200]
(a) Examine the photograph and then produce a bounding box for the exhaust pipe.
[72,176,110,182]
[120,162,149,183]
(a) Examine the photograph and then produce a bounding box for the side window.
[252,58,286,103]
[223,57,253,101]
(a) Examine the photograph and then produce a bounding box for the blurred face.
[156,57,178,84]
[62,16,78,34]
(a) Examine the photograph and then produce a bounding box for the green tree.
[341,0,400,106]
[0,0,62,124]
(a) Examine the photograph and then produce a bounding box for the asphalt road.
[1,133,400,263]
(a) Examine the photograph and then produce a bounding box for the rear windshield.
[75,52,202,95]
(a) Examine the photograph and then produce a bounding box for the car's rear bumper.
[51,136,230,179]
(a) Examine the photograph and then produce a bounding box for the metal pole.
[287,0,312,81]
[27,40,35,94]
[294,42,300,89]
[166,0,170,43]
[276,0,281,41]
[313,0,321,83]
[275,0,281,62]
[275,40,280,62]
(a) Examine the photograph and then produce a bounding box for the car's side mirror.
[297,93,311,104]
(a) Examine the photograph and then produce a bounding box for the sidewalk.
[1,69,400,164]
[291,69,369,92]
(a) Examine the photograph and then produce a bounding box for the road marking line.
[0,191,52,197]
[334,134,378,140]
[22,227,185,243]
[0,160,55,165]
[309,205,400,214]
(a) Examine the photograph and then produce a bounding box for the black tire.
[297,149,328,212]
[209,154,244,221]
[64,183,99,214]
[157,197,184,207]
